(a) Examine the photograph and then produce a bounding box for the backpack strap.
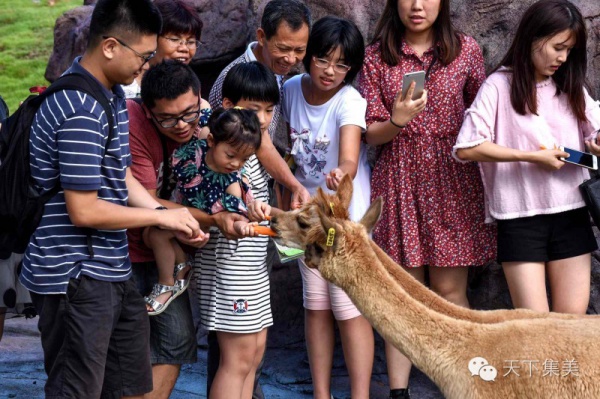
[39,73,118,258]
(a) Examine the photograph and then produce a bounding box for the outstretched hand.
[156,208,201,238]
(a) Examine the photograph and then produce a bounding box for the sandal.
[145,283,182,316]
[173,262,193,293]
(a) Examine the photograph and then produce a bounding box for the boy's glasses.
[161,36,201,49]
[312,57,351,74]
[149,102,201,128]
[103,36,156,67]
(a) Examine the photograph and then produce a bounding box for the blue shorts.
[131,261,197,365]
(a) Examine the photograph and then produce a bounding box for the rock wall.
[46,0,600,97]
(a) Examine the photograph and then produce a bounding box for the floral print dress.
[358,36,496,268]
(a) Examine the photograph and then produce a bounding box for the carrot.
[253,225,277,237]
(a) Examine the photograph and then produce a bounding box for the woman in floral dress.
[358,1,496,398]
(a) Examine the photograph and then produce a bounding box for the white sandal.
[145,283,182,316]
[173,262,193,292]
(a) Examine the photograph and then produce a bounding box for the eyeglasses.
[313,57,351,74]
[161,36,201,49]
[148,101,202,128]
[103,36,156,67]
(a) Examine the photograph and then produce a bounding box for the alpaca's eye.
[298,220,310,229]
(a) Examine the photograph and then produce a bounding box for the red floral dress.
[358,36,496,268]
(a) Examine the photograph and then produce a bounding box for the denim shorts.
[131,261,197,365]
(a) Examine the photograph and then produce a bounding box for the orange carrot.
[254,225,277,237]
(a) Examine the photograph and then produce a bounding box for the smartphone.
[401,71,425,100]
[559,146,598,170]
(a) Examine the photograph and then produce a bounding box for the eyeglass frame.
[102,36,156,67]
[161,35,201,49]
[147,99,202,129]
[312,56,351,74]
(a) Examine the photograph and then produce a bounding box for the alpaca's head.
[270,174,353,249]
[302,198,383,277]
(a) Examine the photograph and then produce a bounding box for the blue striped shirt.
[20,58,132,294]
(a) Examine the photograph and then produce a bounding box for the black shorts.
[497,207,597,263]
[31,276,152,399]
[131,261,197,365]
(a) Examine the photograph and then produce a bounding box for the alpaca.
[274,199,600,398]
[270,174,582,323]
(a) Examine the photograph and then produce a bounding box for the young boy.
[204,61,283,399]
[20,1,202,398]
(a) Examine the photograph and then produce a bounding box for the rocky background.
[42,1,600,393]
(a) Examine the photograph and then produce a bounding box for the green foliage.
[0,0,79,114]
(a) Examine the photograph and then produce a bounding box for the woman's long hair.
[370,0,461,66]
[494,0,588,121]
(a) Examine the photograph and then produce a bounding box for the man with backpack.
[16,0,202,397]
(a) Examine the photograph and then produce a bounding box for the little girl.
[172,107,272,399]
[282,16,374,399]
[454,0,600,315]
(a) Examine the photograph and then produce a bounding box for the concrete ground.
[0,315,444,399]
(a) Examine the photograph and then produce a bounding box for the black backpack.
[0,73,115,259]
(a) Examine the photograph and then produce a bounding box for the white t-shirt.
[282,74,371,221]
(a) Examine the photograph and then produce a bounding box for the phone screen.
[563,147,596,169]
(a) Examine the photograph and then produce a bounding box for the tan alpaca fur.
[274,198,600,398]
[271,175,582,323]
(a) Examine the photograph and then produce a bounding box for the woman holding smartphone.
[358,1,495,398]
[454,1,600,316]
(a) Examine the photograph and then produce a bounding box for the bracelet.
[155,206,168,210]
[389,118,405,129]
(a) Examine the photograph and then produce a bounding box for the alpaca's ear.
[360,197,383,233]
[336,174,353,211]
[317,208,340,252]
[315,187,329,212]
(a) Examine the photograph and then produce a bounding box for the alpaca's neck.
[321,230,473,385]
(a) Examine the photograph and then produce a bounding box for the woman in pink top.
[358,0,495,398]
[455,0,600,317]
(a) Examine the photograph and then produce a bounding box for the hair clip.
[233,106,244,110]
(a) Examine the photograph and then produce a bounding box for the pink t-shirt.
[453,70,600,221]
[126,100,180,263]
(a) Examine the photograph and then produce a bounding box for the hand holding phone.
[401,71,425,100]
[559,146,598,170]
[390,71,428,128]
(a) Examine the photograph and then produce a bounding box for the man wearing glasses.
[127,60,237,399]
[21,1,203,398]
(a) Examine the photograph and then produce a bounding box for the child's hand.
[247,200,271,222]
[174,229,210,248]
[233,221,259,237]
[325,168,344,191]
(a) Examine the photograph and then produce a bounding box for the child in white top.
[282,16,374,399]
[454,0,600,315]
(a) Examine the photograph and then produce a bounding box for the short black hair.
[208,107,262,151]
[141,60,201,109]
[261,0,311,40]
[155,0,203,40]
[222,62,280,105]
[88,0,162,48]
[303,16,365,84]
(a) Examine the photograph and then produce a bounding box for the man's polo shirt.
[20,57,132,295]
